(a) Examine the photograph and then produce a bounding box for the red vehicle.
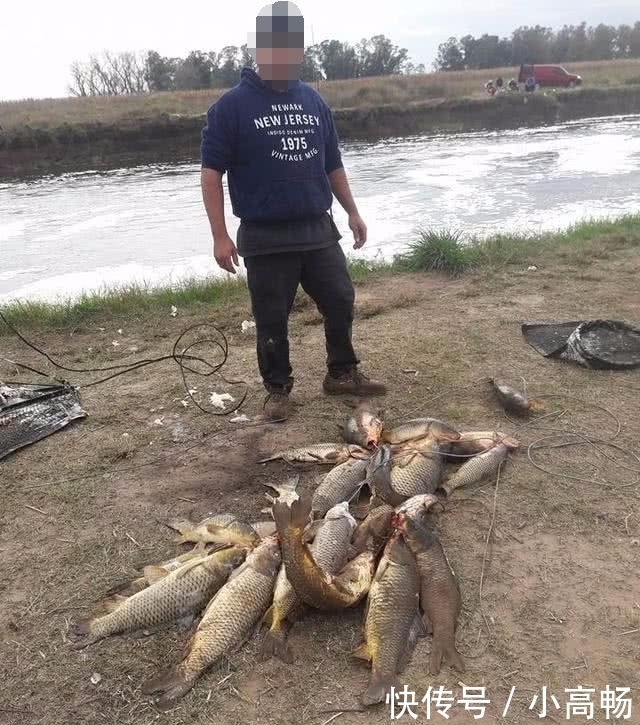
[518,64,582,88]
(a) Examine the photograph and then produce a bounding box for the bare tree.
[68,51,149,96]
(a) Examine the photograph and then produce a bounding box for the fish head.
[324,501,357,531]
[358,411,384,449]
[427,419,461,443]
[394,493,439,521]
[248,534,282,576]
[348,445,371,460]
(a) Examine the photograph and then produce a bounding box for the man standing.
[200,1,386,421]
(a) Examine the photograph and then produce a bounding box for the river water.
[2,113,640,303]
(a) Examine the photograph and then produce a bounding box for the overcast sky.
[2,0,639,100]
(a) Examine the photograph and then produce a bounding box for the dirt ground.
[1,249,640,725]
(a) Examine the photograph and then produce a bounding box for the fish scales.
[312,457,369,517]
[72,547,246,647]
[142,537,281,710]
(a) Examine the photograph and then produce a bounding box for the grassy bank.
[2,58,640,130]
[2,215,638,334]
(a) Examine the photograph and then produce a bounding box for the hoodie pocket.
[251,174,332,222]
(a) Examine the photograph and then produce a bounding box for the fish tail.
[259,627,294,664]
[361,672,400,706]
[289,493,312,529]
[141,663,196,708]
[271,500,292,538]
[69,617,102,649]
[429,637,465,674]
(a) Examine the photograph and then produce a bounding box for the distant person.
[495,77,504,91]
[199,1,386,422]
[508,78,519,92]
[525,76,536,93]
[485,80,496,96]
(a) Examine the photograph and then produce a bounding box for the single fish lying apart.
[394,511,465,675]
[272,493,376,611]
[261,501,356,663]
[259,443,369,465]
[353,531,424,705]
[489,378,545,415]
[165,513,261,550]
[142,536,282,711]
[342,401,384,449]
[440,442,510,496]
[70,546,247,649]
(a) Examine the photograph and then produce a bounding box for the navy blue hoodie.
[200,67,343,224]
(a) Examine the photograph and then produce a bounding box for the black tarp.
[0,382,87,460]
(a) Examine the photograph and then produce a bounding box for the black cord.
[0,310,248,416]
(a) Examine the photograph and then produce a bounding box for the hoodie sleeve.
[200,98,236,173]
[322,101,343,175]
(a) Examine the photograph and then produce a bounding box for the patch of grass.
[0,276,248,333]
[394,228,472,276]
[393,214,640,276]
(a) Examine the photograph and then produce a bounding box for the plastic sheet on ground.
[0,382,87,460]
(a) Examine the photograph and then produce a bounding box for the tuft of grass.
[394,229,471,276]
[393,213,640,276]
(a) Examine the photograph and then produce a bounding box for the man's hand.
[349,212,367,249]
[214,234,239,274]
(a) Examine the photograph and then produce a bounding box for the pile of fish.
[69,379,531,711]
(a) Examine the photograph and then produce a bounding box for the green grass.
[2,214,639,333]
[394,214,640,275]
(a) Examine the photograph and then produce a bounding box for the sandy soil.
[1,250,639,725]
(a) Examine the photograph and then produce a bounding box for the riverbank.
[2,59,640,178]
[2,209,639,725]
[2,215,638,331]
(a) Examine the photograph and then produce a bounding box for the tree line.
[434,21,640,71]
[69,36,424,96]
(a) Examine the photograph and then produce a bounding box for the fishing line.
[0,309,248,416]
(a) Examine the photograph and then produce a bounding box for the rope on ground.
[0,309,249,416]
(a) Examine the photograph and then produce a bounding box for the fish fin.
[262,604,275,629]
[289,492,313,529]
[361,673,400,706]
[94,593,129,614]
[352,642,371,661]
[173,554,209,580]
[103,578,140,597]
[429,638,466,675]
[141,665,196,710]
[259,628,294,664]
[302,519,323,543]
[142,565,171,585]
[423,613,433,635]
[397,613,427,673]
[258,454,278,464]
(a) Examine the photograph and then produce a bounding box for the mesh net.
[0,382,87,460]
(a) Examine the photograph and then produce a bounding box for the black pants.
[244,242,359,393]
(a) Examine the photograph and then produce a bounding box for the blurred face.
[255,44,304,81]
